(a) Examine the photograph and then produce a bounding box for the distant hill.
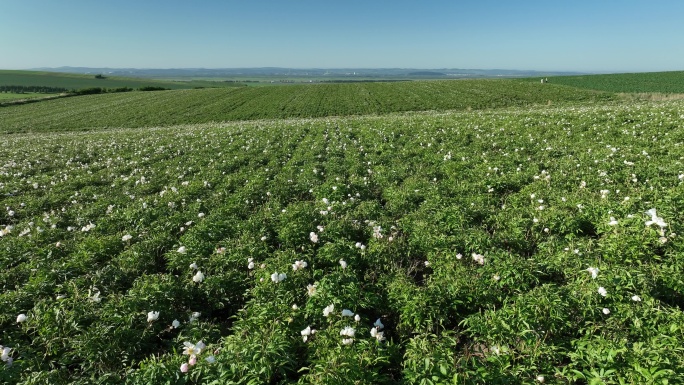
[407,71,447,77]
[30,66,585,79]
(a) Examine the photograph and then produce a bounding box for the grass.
[0,92,58,101]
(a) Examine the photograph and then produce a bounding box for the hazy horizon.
[2,0,684,73]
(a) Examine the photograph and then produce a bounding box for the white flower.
[424,260,430,267]
[370,327,386,341]
[301,326,313,342]
[340,326,356,337]
[339,259,348,269]
[598,287,607,297]
[341,309,354,317]
[16,314,27,323]
[307,284,317,296]
[147,311,160,322]
[586,267,599,279]
[192,271,205,283]
[260,236,267,241]
[354,314,361,322]
[631,295,642,302]
[172,319,181,328]
[456,253,463,260]
[309,232,319,243]
[323,304,335,317]
[89,290,101,303]
[182,341,203,356]
[189,312,200,323]
[205,355,216,364]
[122,234,133,242]
[374,318,385,330]
[472,253,485,265]
[608,217,618,226]
[198,212,205,218]
[645,208,667,228]
[189,262,198,270]
[1,346,10,362]
[247,258,255,269]
[81,222,96,232]
[536,375,545,383]
[271,272,286,283]
[341,338,354,345]
[292,260,308,271]
[602,308,610,315]
[177,246,187,254]
[0,226,12,237]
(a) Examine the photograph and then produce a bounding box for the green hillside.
[0,79,612,133]
[522,71,684,93]
[0,70,242,92]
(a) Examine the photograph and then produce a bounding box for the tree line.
[1,85,170,96]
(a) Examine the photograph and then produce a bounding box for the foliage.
[0,79,612,133]
[521,71,684,94]
[1,94,684,384]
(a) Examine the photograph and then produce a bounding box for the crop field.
[521,71,684,94]
[0,70,242,93]
[0,93,55,101]
[0,80,612,134]
[2,84,684,384]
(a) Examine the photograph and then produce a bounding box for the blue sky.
[1,0,683,72]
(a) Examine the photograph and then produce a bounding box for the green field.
[0,79,612,133]
[0,92,57,101]
[522,71,684,94]
[0,70,244,92]
[1,74,683,384]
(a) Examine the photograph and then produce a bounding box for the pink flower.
[180,363,189,373]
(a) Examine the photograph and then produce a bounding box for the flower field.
[1,93,684,384]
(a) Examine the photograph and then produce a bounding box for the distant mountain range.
[31,67,585,79]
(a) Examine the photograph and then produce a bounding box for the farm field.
[0,70,243,93]
[521,71,684,94]
[0,92,56,101]
[1,88,684,384]
[0,79,612,133]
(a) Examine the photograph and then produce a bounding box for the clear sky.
[1,0,683,73]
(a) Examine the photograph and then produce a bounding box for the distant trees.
[138,86,169,91]
[0,84,168,97]
[95,74,106,79]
